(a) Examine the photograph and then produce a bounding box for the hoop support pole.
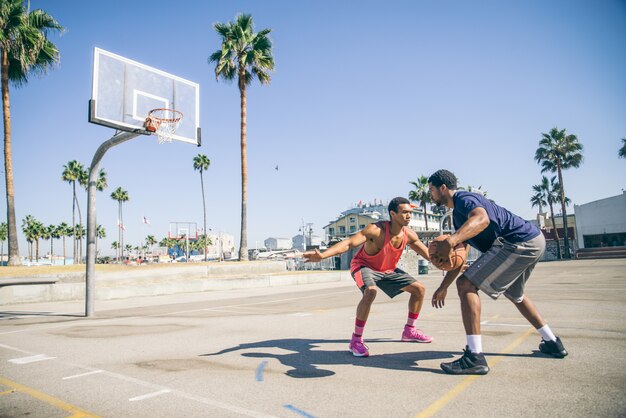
[85,130,145,317]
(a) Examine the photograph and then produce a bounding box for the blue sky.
[5,0,626,257]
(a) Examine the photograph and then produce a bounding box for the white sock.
[537,325,557,342]
[467,335,482,353]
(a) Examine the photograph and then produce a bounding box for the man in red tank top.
[303,197,432,357]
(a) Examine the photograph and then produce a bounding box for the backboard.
[89,48,201,146]
[168,222,198,240]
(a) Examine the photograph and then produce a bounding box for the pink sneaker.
[349,334,370,357]
[401,326,433,343]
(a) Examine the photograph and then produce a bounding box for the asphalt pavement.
[0,259,625,417]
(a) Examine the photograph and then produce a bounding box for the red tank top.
[350,221,407,274]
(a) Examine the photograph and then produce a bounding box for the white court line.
[62,370,104,380]
[0,342,36,355]
[9,354,56,364]
[129,389,171,401]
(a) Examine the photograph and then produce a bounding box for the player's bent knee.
[362,287,378,301]
[456,276,477,295]
[407,282,425,297]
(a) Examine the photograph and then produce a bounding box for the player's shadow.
[201,338,457,378]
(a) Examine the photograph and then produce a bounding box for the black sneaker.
[441,346,490,375]
[539,337,568,358]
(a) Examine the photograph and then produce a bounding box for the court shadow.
[201,338,457,378]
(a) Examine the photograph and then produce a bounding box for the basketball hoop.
[145,108,183,144]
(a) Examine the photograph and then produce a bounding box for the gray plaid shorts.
[462,234,546,303]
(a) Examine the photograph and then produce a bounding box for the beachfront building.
[292,233,323,252]
[575,191,626,249]
[264,237,292,250]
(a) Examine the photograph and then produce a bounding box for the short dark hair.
[388,196,410,214]
[428,169,458,190]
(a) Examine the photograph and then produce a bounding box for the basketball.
[428,235,467,271]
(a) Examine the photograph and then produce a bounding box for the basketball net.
[145,108,183,144]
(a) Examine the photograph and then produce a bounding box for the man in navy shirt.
[428,169,567,375]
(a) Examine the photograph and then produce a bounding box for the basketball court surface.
[1,259,624,417]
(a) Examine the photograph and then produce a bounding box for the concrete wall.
[575,191,626,248]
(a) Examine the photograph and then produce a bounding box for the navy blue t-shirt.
[452,191,540,253]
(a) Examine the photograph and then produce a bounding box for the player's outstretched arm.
[303,224,372,262]
[406,229,429,260]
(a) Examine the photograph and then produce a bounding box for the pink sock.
[406,312,419,328]
[354,319,366,337]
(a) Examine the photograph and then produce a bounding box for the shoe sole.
[440,364,489,375]
[349,344,369,357]
[539,348,568,359]
[401,337,433,343]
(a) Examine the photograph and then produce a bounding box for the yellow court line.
[414,327,535,418]
[0,376,100,418]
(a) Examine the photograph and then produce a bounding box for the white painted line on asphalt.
[288,312,312,316]
[0,342,35,355]
[9,354,56,364]
[62,370,104,380]
[129,389,171,401]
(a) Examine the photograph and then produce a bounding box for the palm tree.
[47,224,60,264]
[57,222,71,265]
[408,176,431,231]
[535,127,583,258]
[111,187,129,260]
[531,176,562,259]
[0,1,62,266]
[619,138,626,159]
[21,214,36,262]
[145,235,157,259]
[96,224,105,258]
[209,14,275,261]
[62,160,87,263]
[111,241,119,261]
[193,154,211,261]
[0,221,7,264]
[74,224,85,262]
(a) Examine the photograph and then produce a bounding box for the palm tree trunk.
[120,203,124,261]
[72,182,77,263]
[2,50,21,266]
[238,75,248,261]
[50,238,54,265]
[556,168,570,258]
[422,201,429,231]
[62,236,66,265]
[201,170,207,261]
[548,204,561,259]
[36,239,39,263]
[75,194,83,263]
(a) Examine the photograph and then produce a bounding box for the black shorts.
[351,267,416,298]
